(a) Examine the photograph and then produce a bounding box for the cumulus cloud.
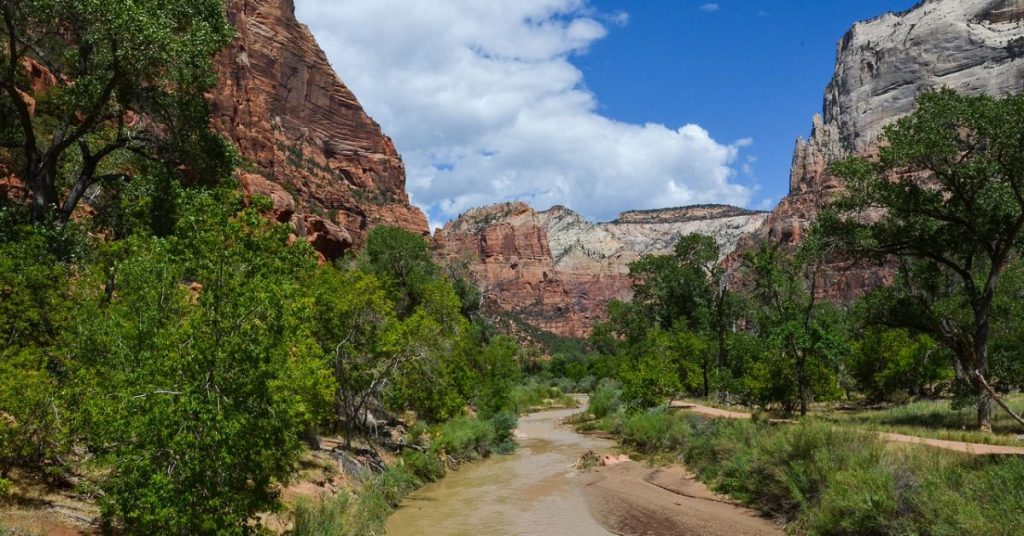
[700,3,721,12]
[295,0,752,227]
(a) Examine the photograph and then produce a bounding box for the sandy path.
[668,400,1024,456]
[575,462,781,536]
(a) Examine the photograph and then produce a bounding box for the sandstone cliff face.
[213,0,428,260]
[435,203,588,338]
[825,0,1024,153]
[436,202,768,337]
[745,0,1024,298]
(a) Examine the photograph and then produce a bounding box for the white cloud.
[295,0,752,225]
[700,3,721,12]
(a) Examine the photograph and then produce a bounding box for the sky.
[294,0,918,230]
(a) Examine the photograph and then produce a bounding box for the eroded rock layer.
[213,0,428,260]
[436,202,768,337]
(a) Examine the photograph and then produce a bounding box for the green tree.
[361,226,437,317]
[69,190,329,534]
[819,89,1024,430]
[745,243,846,415]
[0,0,235,224]
[850,327,951,402]
[0,222,72,481]
[472,336,521,417]
[625,234,742,397]
[307,267,401,446]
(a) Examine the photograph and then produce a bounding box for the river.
[385,406,616,536]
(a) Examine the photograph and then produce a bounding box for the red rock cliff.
[435,203,589,338]
[436,202,767,338]
[213,0,428,260]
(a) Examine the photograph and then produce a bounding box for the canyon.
[434,202,767,337]
[436,0,1024,335]
[187,0,1024,334]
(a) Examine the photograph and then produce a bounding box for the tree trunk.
[29,165,57,223]
[702,359,709,399]
[977,391,993,433]
[974,315,993,432]
[797,353,808,417]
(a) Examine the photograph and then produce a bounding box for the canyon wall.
[435,203,767,337]
[213,0,428,260]
[744,0,1024,298]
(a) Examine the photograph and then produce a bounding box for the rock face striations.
[213,0,428,260]
[746,0,1024,298]
[435,203,768,337]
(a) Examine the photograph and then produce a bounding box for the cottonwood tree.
[0,0,234,224]
[627,234,742,397]
[745,243,846,416]
[818,89,1024,431]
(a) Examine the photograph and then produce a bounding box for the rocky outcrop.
[436,202,768,337]
[825,0,1024,153]
[742,0,1024,299]
[213,0,428,260]
[435,203,588,337]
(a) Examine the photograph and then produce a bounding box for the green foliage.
[0,234,66,480]
[361,226,438,317]
[67,189,327,534]
[744,243,847,414]
[511,382,577,413]
[618,409,690,454]
[1,0,236,223]
[850,328,952,401]
[587,411,1024,535]
[291,493,353,536]
[588,380,623,419]
[819,89,1024,428]
[472,336,522,418]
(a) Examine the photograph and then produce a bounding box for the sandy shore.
[574,461,782,536]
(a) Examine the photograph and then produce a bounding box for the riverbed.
[386,405,781,536]
[386,406,616,536]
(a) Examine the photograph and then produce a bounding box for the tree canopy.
[0,0,235,224]
[818,89,1024,430]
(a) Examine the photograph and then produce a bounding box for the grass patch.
[818,395,1024,447]
[512,382,578,414]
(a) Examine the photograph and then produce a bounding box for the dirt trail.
[668,400,1024,456]
[575,462,781,536]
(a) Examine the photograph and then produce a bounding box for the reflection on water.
[385,406,616,536]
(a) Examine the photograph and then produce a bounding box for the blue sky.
[577,0,919,209]
[297,0,918,228]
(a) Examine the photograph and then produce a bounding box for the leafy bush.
[401,450,445,483]
[434,416,497,461]
[619,409,689,454]
[589,381,622,419]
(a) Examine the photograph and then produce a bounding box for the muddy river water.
[385,406,616,536]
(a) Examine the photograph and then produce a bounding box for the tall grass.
[512,383,577,413]
[819,394,1024,446]
[588,409,1024,535]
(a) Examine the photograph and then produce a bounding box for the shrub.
[401,450,445,483]
[434,416,497,461]
[589,381,622,419]
[620,409,689,454]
